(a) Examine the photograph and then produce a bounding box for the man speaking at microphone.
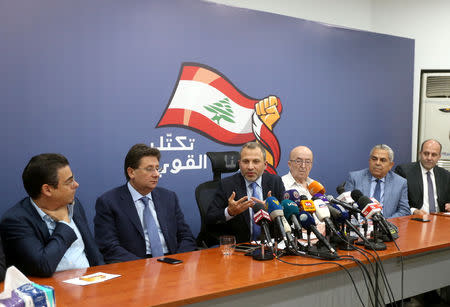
[206,142,285,244]
[345,144,410,218]
[282,146,316,199]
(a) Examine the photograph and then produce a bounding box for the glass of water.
[219,235,236,256]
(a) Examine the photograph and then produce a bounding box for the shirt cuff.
[224,207,234,221]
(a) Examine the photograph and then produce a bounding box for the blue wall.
[0,0,414,236]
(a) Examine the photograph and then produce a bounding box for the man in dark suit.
[0,154,104,277]
[94,144,196,263]
[206,142,285,244]
[345,144,410,218]
[395,139,450,214]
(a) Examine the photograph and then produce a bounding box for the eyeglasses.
[289,159,312,166]
[63,176,77,188]
[136,167,163,173]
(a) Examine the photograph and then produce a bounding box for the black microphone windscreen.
[299,195,308,201]
[350,189,364,202]
[336,182,346,195]
[253,203,265,212]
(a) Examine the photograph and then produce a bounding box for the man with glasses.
[0,153,104,277]
[282,146,315,198]
[94,144,196,263]
[345,144,410,218]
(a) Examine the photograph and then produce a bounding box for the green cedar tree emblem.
[203,97,235,125]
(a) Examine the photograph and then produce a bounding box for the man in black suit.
[0,154,104,277]
[395,139,450,215]
[94,144,196,263]
[206,142,285,244]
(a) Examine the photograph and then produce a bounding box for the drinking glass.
[219,235,236,256]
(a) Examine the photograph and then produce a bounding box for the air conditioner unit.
[418,72,450,171]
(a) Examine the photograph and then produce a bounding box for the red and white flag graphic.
[157,63,282,173]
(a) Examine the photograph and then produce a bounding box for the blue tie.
[427,172,436,213]
[250,182,261,241]
[141,197,164,257]
[373,179,381,202]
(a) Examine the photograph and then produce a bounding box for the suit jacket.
[205,172,285,244]
[395,162,450,212]
[0,197,104,277]
[94,185,196,263]
[0,237,5,282]
[345,168,410,218]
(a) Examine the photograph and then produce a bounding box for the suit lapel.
[72,202,92,259]
[383,172,393,216]
[237,174,251,233]
[413,162,424,200]
[119,186,145,239]
[23,198,51,239]
[151,189,169,243]
[362,169,372,197]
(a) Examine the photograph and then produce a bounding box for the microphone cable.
[275,256,367,307]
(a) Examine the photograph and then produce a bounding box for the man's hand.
[250,190,272,206]
[413,208,428,216]
[255,96,280,130]
[445,203,450,212]
[41,206,70,223]
[227,192,254,216]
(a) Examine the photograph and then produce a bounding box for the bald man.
[395,139,450,215]
[282,146,315,198]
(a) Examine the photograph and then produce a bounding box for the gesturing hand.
[227,191,255,216]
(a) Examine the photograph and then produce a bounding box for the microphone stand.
[337,223,355,251]
[355,220,367,246]
[252,234,274,261]
[365,220,386,251]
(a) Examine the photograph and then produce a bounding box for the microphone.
[336,182,346,195]
[312,198,340,236]
[307,180,326,196]
[300,199,316,213]
[253,203,274,248]
[330,203,373,246]
[283,189,302,207]
[326,195,361,213]
[280,199,302,239]
[351,190,391,236]
[299,212,336,254]
[266,197,296,250]
[336,190,356,204]
[327,203,347,225]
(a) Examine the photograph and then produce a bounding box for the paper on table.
[63,272,121,286]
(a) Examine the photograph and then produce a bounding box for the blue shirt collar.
[127,182,152,202]
[29,197,74,222]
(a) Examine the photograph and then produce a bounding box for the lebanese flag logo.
[157,63,282,173]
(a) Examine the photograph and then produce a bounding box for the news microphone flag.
[157,63,283,173]
[300,199,316,213]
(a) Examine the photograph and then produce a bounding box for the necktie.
[250,182,261,241]
[141,197,164,257]
[427,171,436,213]
[373,179,381,202]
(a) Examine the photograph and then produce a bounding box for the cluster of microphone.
[252,180,397,260]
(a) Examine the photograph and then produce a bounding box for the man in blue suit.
[94,144,196,263]
[345,144,410,218]
[0,154,104,277]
